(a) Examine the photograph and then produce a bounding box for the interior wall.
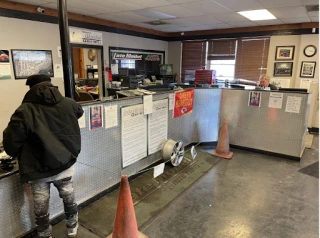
[83,48,98,67]
[168,41,182,82]
[0,17,168,142]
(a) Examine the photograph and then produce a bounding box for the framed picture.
[11,50,54,79]
[300,61,316,78]
[275,46,295,60]
[274,62,293,77]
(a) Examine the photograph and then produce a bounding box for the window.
[235,37,270,81]
[120,59,135,69]
[210,60,236,81]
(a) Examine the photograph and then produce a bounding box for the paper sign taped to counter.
[169,94,174,110]
[153,163,165,178]
[285,96,302,113]
[143,95,153,115]
[105,105,118,128]
[268,92,283,109]
[78,111,86,129]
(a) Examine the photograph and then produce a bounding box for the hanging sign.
[173,89,194,118]
[111,51,161,61]
[69,28,103,45]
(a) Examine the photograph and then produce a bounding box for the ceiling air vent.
[305,4,319,12]
[144,20,170,26]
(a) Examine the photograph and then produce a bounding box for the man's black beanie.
[26,74,51,88]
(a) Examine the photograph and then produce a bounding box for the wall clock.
[303,45,317,57]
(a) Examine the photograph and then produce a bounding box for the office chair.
[79,92,94,101]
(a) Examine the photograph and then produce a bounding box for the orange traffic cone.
[212,119,233,159]
[106,175,149,238]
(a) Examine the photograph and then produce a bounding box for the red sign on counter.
[173,89,194,118]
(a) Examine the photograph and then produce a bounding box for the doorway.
[71,44,105,101]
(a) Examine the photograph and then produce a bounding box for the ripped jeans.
[30,177,78,237]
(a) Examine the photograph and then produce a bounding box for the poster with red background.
[173,89,194,118]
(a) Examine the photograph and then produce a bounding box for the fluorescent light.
[238,9,276,21]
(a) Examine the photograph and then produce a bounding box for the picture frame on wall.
[274,62,293,77]
[275,46,295,60]
[300,61,316,78]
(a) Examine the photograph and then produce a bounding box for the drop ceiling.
[8,0,319,32]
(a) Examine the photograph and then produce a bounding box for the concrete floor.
[53,136,319,238]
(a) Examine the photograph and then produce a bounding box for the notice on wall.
[143,95,153,115]
[0,64,11,79]
[169,94,174,110]
[270,78,291,88]
[173,89,194,118]
[121,104,147,167]
[148,99,168,155]
[57,46,62,58]
[105,105,118,129]
[89,105,103,130]
[69,27,103,45]
[285,96,302,113]
[300,79,311,91]
[78,111,86,129]
[153,163,165,178]
[54,64,63,78]
[111,64,119,75]
[268,92,283,109]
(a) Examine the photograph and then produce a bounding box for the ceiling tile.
[65,0,118,14]
[205,23,233,29]
[255,19,284,25]
[268,6,309,18]
[180,0,233,14]
[152,5,206,17]
[182,15,224,25]
[168,0,200,3]
[130,22,178,29]
[229,21,259,27]
[42,2,106,15]
[310,16,319,21]
[209,12,249,23]
[8,0,52,5]
[103,11,154,23]
[280,17,311,23]
[134,9,176,19]
[124,0,174,7]
[165,18,204,26]
[81,0,144,12]
[308,11,319,17]
[160,26,191,32]
[301,0,319,5]
[257,0,302,8]
[185,24,212,30]
[213,0,264,11]
[95,14,132,23]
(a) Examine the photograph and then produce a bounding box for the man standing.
[3,74,83,238]
[257,74,278,90]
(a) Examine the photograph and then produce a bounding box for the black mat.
[299,161,319,178]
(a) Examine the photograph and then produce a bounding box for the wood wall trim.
[0,0,169,37]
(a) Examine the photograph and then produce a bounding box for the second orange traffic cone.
[212,119,233,159]
[107,175,149,238]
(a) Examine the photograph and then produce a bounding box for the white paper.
[143,95,153,115]
[153,163,165,178]
[0,64,11,79]
[121,104,147,167]
[169,94,174,110]
[78,112,86,128]
[105,105,118,129]
[270,78,291,88]
[300,79,311,91]
[285,96,302,113]
[148,99,168,155]
[111,64,119,75]
[54,64,63,78]
[57,46,62,58]
[268,92,283,109]
[191,146,197,160]
[311,79,318,84]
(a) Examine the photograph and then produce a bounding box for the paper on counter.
[285,96,302,113]
[78,112,86,128]
[169,94,174,110]
[105,105,118,128]
[268,92,283,109]
[153,163,165,178]
[143,95,153,115]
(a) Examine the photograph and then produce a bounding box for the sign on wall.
[69,27,103,45]
[111,51,161,61]
[173,89,195,118]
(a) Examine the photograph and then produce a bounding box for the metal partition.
[0,89,221,238]
[220,89,310,158]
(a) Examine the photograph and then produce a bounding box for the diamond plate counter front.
[0,88,221,238]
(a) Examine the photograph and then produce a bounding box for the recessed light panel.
[238,9,276,21]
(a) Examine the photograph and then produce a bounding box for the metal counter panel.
[1,89,221,238]
[220,89,309,157]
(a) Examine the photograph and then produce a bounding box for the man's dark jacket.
[3,82,83,183]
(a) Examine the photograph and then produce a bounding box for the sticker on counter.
[248,91,261,107]
[89,105,103,130]
[105,105,118,129]
[78,110,86,129]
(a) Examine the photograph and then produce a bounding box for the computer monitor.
[279,88,308,92]
[118,68,129,76]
